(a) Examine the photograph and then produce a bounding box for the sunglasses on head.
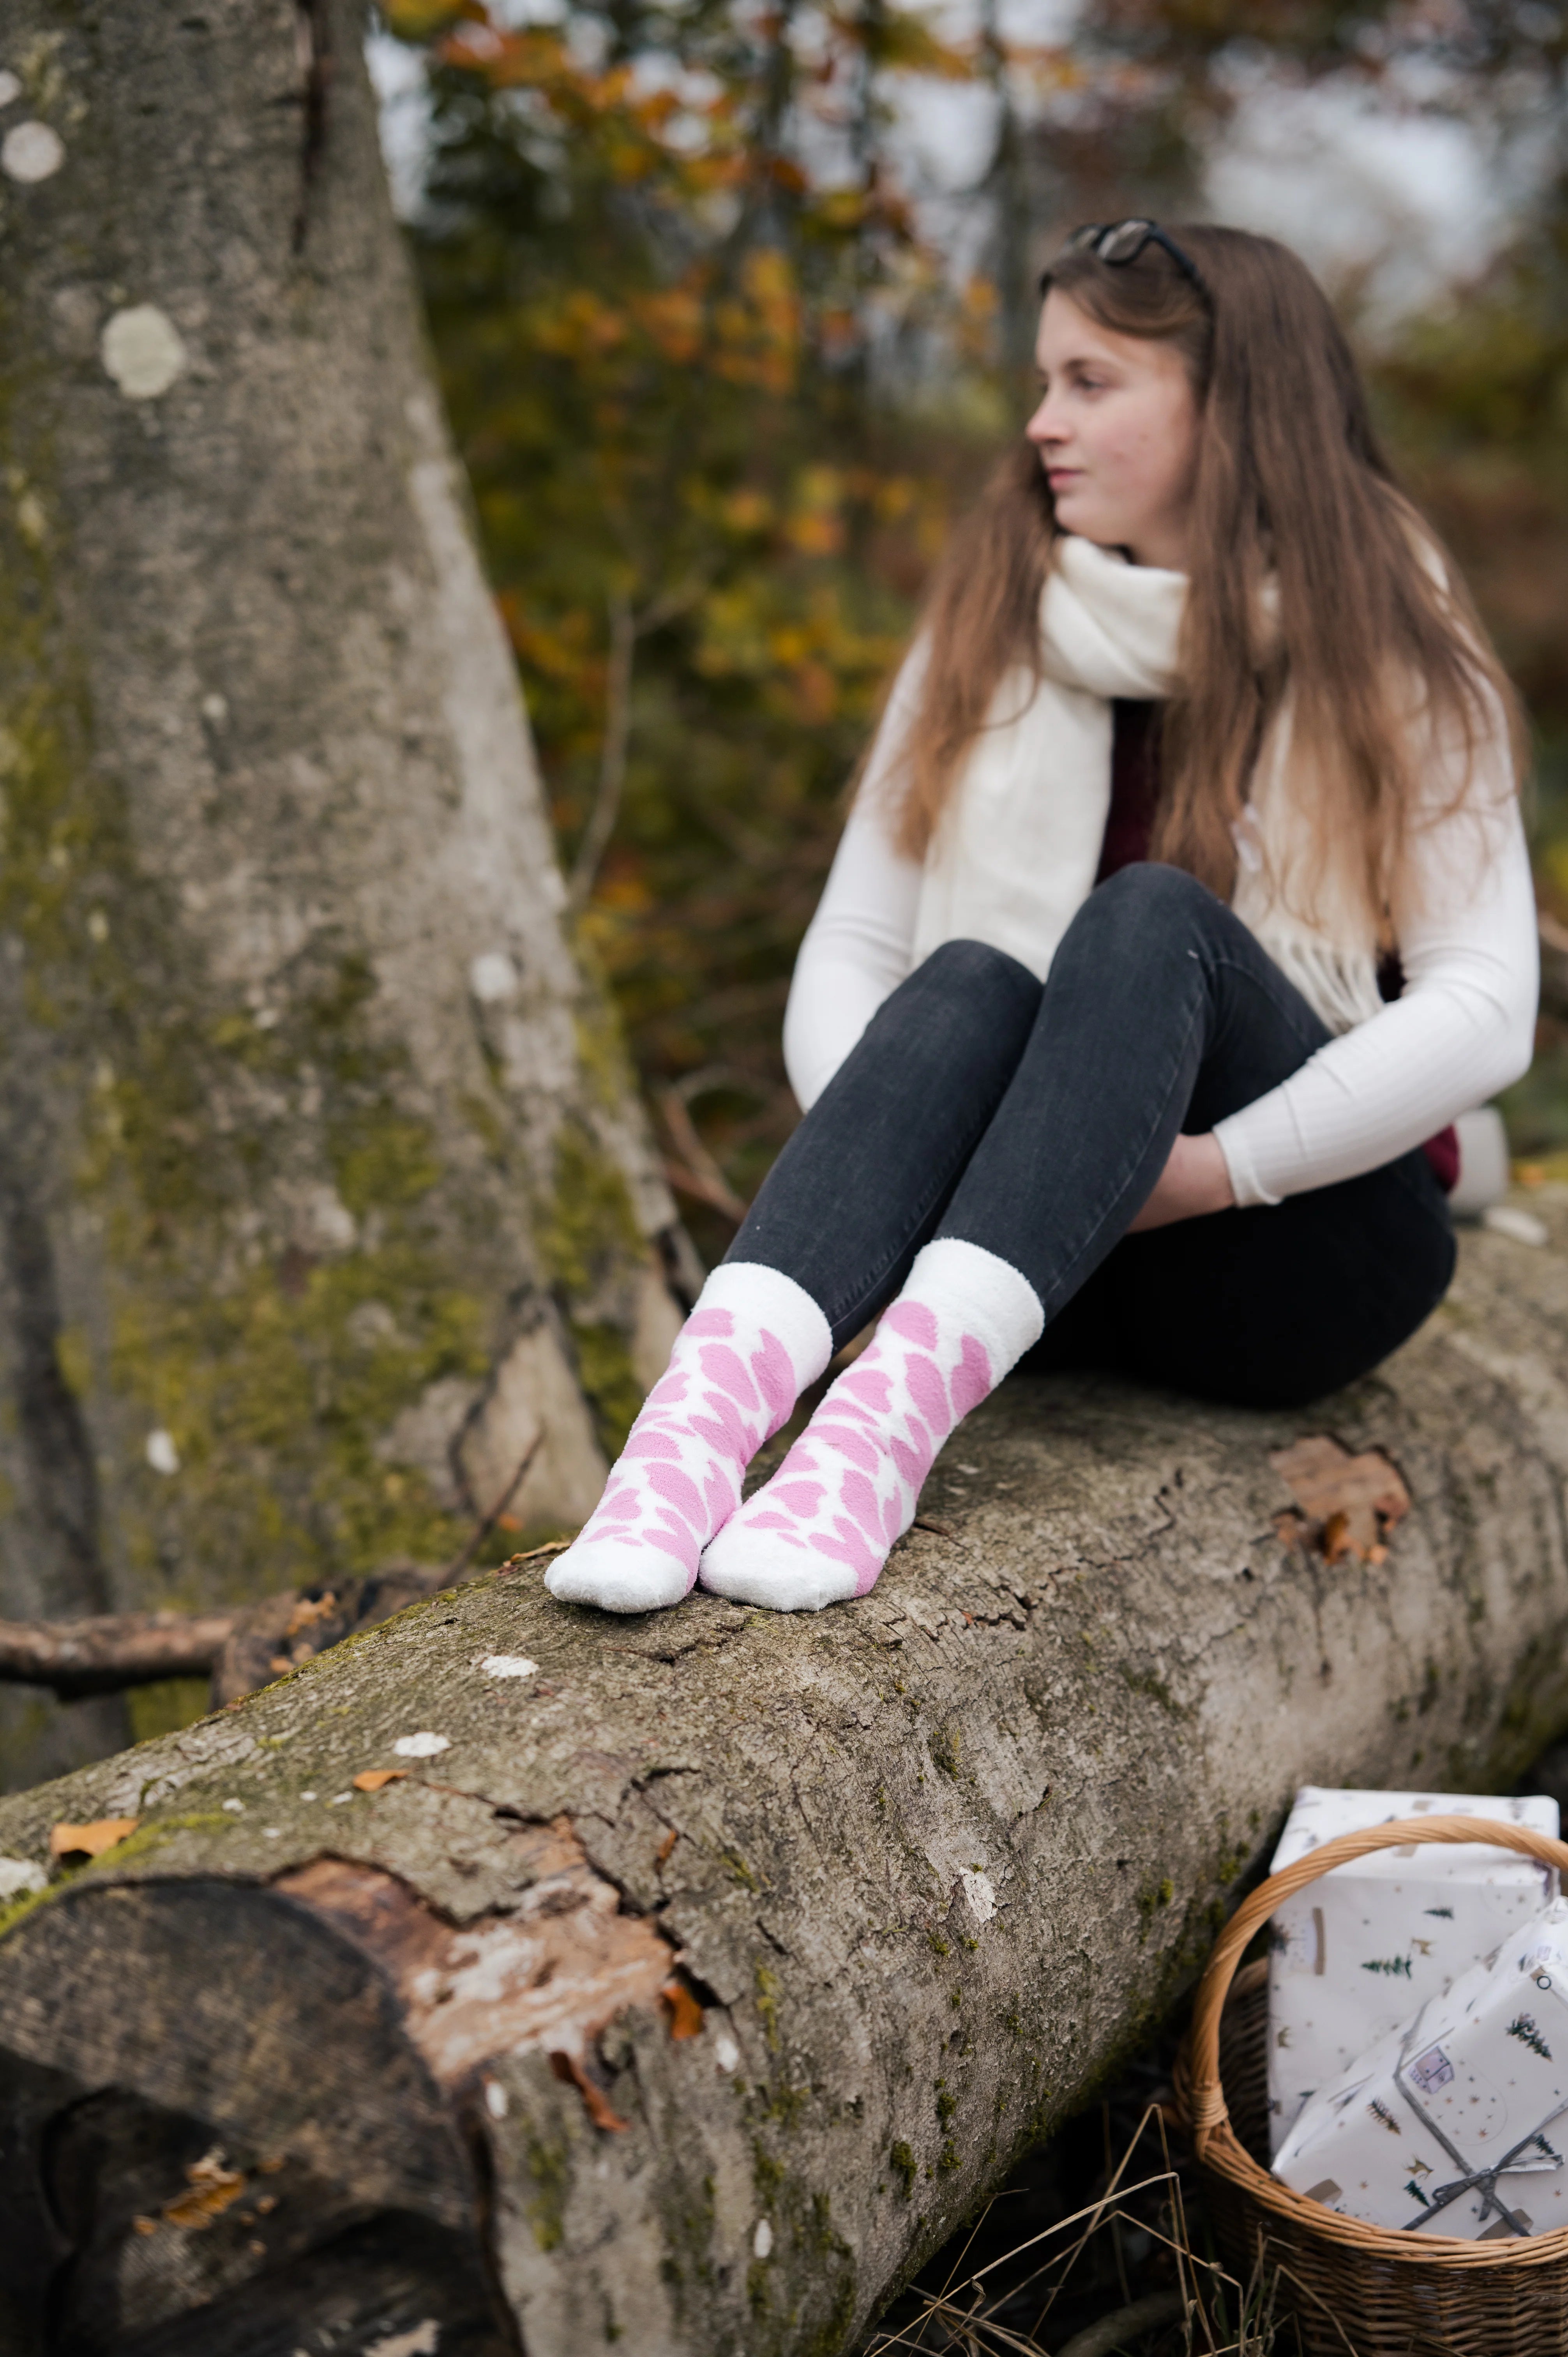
[1053,219,1208,295]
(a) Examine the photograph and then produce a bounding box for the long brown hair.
[882,224,1521,926]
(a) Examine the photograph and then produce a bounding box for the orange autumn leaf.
[49,1817,138,1861]
[351,1768,408,1793]
[656,1826,678,1867]
[549,2048,630,2131]
[662,1979,705,2039]
[163,2149,247,2230]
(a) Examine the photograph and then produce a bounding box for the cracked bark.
[4,1209,1568,2354]
[0,0,683,1791]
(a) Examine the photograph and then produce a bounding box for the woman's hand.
[1127,1132,1236,1232]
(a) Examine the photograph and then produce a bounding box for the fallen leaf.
[1269,1436,1411,1561]
[164,2147,246,2229]
[662,1979,705,2039]
[656,1827,678,1867]
[268,1655,292,1675]
[351,1768,408,1793]
[1321,1510,1352,1564]
[283,1591,338,1640]
[49,1817,138,1862]
[549,2048,630,2131]
[131,2216,159,2237]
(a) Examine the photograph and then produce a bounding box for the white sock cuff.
[904,1239,1045,1376]
[696,1262,834,1387]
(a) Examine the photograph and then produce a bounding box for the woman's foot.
[544,1264,832,1613]
[697,1240,1043,1611]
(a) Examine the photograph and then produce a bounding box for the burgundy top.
[1102,701,1459,1193]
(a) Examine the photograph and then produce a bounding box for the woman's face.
[1026,288,1200,571]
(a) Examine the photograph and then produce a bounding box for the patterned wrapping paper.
[1267,1787,1560,2154]
[1274,1898,1568,2238]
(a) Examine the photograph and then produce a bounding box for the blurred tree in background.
[383,0,1568,1241]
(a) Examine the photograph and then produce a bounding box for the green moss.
[572,993,639,1114]
[0,383,655,1646]
[536,1121,642,1297]
[535,1119,650,1451]
[1136,1876,1175,1937]
[55,1325,91,1402]
[572,1318,644,1453]
[755,1960,781,2053]
[525,2133,570,2251]
[754,2080,808,2128]
[929,1723,961,1779]
[0,1863,61,1942]
[889,2140,916,2200]
[1119,1664,1190,1718]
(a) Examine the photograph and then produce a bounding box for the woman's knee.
[1058,864,1222,969]
[913,936,1043,1019]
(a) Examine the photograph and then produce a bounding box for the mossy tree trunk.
[2,1212,1568,2355]
[0,0,685,1789]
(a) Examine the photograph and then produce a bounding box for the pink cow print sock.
[545,1263,833,1615]
[698,1240,1044,1613]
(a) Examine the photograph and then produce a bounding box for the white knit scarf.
[910,532,1384,1034]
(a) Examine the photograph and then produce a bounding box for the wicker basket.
[1176,1813,1568,2355]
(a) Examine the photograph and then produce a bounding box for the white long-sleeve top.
[784,735,1538,1210]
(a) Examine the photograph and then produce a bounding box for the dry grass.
[862,2099,1293,2357]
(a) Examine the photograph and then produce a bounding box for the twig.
[1056,2286,1185,2357]
[662,1158,749,1225]
[2,1440,546,1703]
[658,1087,750,1224]
[444,1434,544,1582]
[568,578,710,912]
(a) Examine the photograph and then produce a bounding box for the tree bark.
[2,1211,1568,2355]
[0,0,684,1791]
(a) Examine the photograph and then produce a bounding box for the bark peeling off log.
[4,1210,1568,2355]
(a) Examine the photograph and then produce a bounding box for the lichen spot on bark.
[1,120,64,182]
[101,305,187,400]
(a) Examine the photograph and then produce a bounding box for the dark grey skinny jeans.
[726,864,1455,1408]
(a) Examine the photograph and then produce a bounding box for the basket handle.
[1185,1813,1568,2158]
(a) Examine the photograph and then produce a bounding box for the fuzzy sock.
[698,1239,1044,1613]
[544,1263,833,1615]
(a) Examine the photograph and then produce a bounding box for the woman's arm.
[783,797,922,1110]
[1211,781,1538,1209]
[782,654,927,1110]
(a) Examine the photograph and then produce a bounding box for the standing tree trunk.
[0,0,685,1788]
[2,1212,1568,2354]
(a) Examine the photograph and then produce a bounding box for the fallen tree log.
[2,1205,1568,2356]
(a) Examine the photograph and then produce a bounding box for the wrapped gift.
[1267,1787,1559,2152]
[1274,1897,1568,2237]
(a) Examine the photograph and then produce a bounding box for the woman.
[548,220,1537,1618]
